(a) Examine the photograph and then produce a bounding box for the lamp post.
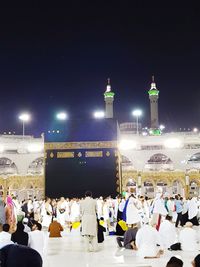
[19,113,30,136]
[132,109,142,135]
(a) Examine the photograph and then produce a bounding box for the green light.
[104,92,115,98]
[148,89,159,96]
[150,129,161,136]
[122,191,126,197]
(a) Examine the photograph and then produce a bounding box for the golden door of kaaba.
[44,119,121,198]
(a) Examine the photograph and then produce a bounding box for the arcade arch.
[172,180,184,195]
[121,155,134,171]
[143,180,155,199]
[145,153,173,171]
[189,179,200,197]
[0,157,18,175]
[27,157,44,175]
[126,178,137,194]
[187,153,200,170]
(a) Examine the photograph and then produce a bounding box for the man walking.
[175,195,183,227]
[80,191,98,252]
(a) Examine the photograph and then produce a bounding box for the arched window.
[172,180,183,195]
[126,179,136,187]
[0,157,18,175]
[145,153,173,171]
[188,153,200,162]
[189,181,199,197]
[156,181,168,194]
[121,155,134,171]
[187,153,200,170]
[28,157,44,175]
[143,180,154,198]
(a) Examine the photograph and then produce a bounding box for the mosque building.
[0,78,199,199]
[116,78,200,198]
[0,135,44,199]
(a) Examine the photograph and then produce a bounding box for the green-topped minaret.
[104,78,115,118]
[148,76,159,129]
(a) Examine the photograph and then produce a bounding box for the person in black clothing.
[166,256,183,267]
[192,254,200,267]
[21,200,29,218]
[97,218,106,243]
[11,222,28,246]
[0,244,42,267]
[115,222,125,236]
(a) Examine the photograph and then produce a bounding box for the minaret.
[148,76,159,129]
[104,78,115,118]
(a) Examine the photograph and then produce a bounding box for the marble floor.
[43,229,197,267]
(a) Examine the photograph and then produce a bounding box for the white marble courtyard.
[43,229,196,267]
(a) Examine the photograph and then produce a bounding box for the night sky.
[0,4,200,136]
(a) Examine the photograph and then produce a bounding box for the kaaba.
[44,119,121,198]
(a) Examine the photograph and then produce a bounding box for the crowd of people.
[0,191,200,266]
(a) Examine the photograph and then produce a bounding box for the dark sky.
[0,3,200,136]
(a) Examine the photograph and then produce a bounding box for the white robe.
[136,225,162,257]
[57,201,68,226]
[103,202,110,221]
[80,197,97,236]
[41,203,52,227]
[188,198,198,220]
[179,228,197,251]
[126,197,140,225]
[70,202,80,222]
[159,220,177,248]
[28,230,46,258]
[153,197,167,216]
[97,199,103,219]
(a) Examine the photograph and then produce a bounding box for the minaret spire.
[106,78,111,92]
[148,76,159,129]
[151,75,157,90]
[104,78,115,118]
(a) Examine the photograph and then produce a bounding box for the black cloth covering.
[11,222,29,246]
[0,244,43,267]
[97,220,106,243]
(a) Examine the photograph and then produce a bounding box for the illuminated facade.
[0,135,44,200]
[119,77,200,198]
[1,78,199,199]
[119,127,200,198]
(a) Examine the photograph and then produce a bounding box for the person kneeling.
[116,223,138,249]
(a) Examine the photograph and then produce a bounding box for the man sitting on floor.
[116,223,138,249]
[48,217,63,237]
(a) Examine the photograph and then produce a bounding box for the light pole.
[19,113,30,136]
[132,109,142,135]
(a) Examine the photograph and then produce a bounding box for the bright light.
[19,113,30,122]
[164,138,182,149]
[56,112,67,120]
[193,128,198,133]
[132,109,142,117]
[27,143,43,153]
[93,111,105,119]
[119,139,137,150]
[160,125,165,131]
[142,132,148,136]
